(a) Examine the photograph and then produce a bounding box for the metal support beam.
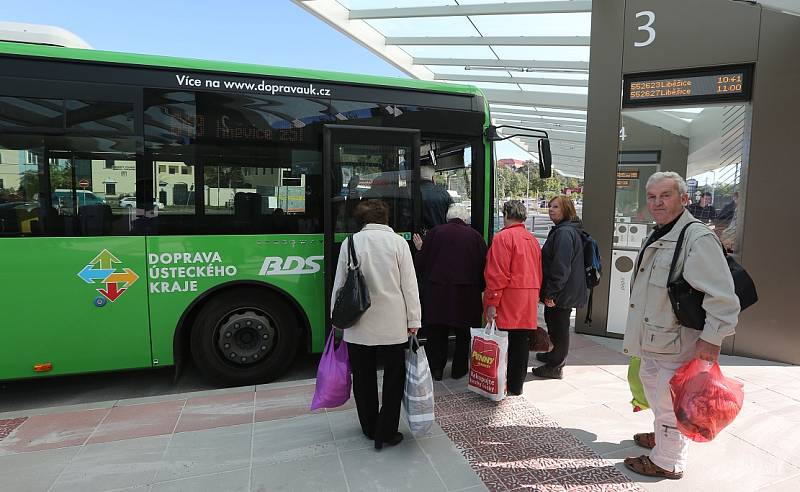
[520,133,586,142]
[492,116,586,131]
[491,112,588,127]
[348,1,592,19]
[413,57,590,71]
[434,73,588,87]
[552,154,586,161]
[482,89,587,110]
[516,139,585,158]
[489,106,587,121]
[292,0,433,80]
[387,36,590,46]
[519,131,586,143]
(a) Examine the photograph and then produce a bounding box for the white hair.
[646,171,688,195]
[420,165,435,180]
[446,203,471,222]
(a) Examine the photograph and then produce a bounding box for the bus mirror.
[538,139,552,178]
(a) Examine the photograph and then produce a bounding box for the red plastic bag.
[669,359,744,442]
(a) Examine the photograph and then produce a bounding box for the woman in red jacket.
[484,200,543,395]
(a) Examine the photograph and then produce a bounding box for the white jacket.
[331,224,421,346]
[622,210,740,362]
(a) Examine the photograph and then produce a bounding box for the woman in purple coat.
[413,204,487,380]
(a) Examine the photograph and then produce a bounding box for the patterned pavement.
[0,417,26,440]
[436,392,643,492]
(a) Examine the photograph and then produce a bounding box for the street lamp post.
[526,161,530,201]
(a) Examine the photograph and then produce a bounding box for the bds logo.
[259,256,323,276]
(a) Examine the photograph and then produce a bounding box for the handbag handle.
[408,333,421,351]
[347,235,360,270]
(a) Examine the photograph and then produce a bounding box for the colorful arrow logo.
[77,249,138,304]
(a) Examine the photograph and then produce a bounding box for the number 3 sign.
[634,11,655,47]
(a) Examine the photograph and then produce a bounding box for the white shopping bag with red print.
[468,320,508,402]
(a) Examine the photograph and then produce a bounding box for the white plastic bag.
[468,320,509,402]
[403,334,435,437]
[537,301,546,329]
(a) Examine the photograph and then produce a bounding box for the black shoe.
[431,368,443,381]
[450,369,468,380]
[374,432,404,450]
[535,352,552,363]
[532,365,563,380]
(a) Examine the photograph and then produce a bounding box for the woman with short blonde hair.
[533,195,588,380]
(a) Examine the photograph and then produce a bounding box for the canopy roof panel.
[293,0,591,178]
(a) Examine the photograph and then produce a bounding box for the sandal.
[623,455,683,480]
[633,432,655,449]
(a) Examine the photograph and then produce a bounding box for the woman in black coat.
[533,195,588,380]
[413,204,487,380]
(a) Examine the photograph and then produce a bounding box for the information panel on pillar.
[622,65,753,108]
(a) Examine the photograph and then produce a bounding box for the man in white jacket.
[622,172,740,479]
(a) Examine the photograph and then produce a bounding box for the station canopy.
[293,0,591,178]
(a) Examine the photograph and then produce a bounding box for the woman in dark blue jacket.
[533,195,588,379]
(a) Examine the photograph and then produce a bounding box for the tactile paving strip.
[435,392,644,491]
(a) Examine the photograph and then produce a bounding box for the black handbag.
[331,235,371,328]
[667,222,758,330]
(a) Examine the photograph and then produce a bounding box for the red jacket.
[484,223,542,329]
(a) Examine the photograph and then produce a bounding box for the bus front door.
[322,125,421,332]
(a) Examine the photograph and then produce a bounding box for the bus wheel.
[190,289,299,386]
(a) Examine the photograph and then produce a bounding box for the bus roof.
[0,41,485,100]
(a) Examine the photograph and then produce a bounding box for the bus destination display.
[623,66,752,107]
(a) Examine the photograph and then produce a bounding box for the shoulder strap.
[347,234,359,269]
[668,221,702,280]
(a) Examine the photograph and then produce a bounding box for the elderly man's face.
[647,179,688,226]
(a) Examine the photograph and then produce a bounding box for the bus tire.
[190,289,299,386]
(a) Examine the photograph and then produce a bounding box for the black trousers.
[347,342,406,442]
[502,330,531,395]
[425,324,470,377]
[544,306,572,368]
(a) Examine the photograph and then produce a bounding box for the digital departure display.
[623,65,752,107]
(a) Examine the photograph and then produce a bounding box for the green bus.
[0,41,497,385]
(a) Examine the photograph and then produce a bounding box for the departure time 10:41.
[716,74,743,94]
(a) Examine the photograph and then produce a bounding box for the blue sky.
[2,1,406,76]
[2,0,530,159]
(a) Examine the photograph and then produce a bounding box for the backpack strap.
[585,289,593,325]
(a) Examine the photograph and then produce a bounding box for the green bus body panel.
[0,237,151,379]
[0,41,484,98]
[146,234,326,367]
[0,41,493,381]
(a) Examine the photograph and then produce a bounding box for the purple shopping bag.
[310,331,352,410]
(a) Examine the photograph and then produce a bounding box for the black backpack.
[581,230,602,324]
